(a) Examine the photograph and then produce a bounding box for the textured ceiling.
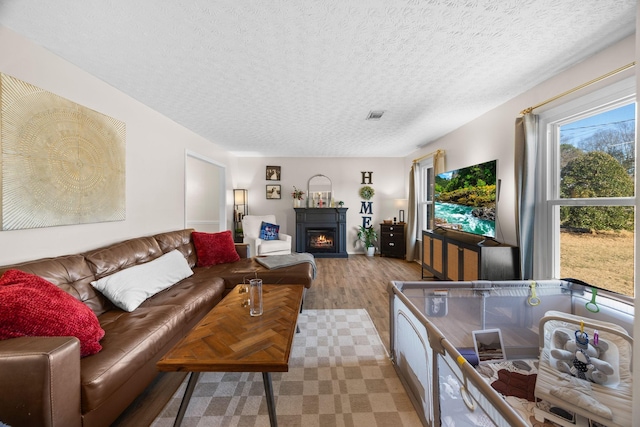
[0,1,635,157]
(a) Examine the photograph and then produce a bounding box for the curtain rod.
[520,62,635,115]
[413,148,443,164]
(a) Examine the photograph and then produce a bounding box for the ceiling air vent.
[366,110,385,120]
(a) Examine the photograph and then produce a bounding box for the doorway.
[185,150,226,232]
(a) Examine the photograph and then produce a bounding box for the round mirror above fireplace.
[307,174,332,208]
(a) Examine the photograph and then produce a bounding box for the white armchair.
[241,215,292,257]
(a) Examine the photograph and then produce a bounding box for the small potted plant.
[355,225,378,257]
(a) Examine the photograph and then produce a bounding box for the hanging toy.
[552,327,614,384]
[570,330,590,380]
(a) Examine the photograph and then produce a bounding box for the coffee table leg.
[173,372,200,427]
[262,372,278,427]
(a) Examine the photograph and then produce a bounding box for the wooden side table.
[380,223,406,259]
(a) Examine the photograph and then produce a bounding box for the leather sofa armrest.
[235,243,250,258]
[0,336,82,427]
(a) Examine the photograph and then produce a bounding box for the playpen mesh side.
[400,281,571,352]
[391,285,530,427]
[391,281,634,427]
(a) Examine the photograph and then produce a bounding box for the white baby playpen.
[388,279,634,427]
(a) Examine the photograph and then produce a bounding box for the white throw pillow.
[91,249,193,312]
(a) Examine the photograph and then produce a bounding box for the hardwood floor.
[304,255,423,348]
[111,255,423,426]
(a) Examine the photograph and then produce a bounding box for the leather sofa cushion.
[139,272,225,315]
[80,274,224,413]
[80,305,181,413]
[84,236,163,280]
[0,254,111,316]
[153,229,198,267]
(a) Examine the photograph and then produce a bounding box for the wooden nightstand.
[380,223,406,259]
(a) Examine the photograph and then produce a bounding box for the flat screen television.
[434,159,497,238]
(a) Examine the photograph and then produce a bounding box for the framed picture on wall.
[266,166,281,181]
[266,185,281,199]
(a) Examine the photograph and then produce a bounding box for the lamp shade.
[234,189,248,205]
[394,198,408,209]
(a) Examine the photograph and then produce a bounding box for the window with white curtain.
[417,158,435,238]
[535,77,636,297]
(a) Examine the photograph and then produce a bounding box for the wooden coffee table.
[157,284,304,427]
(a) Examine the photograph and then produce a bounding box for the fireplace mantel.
[294,208,348,258]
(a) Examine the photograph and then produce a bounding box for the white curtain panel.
[514,113,538,280]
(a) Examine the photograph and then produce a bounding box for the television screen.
[434,160,497,238]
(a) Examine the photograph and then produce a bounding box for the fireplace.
[294,208,348,258]
[307,228,336,253]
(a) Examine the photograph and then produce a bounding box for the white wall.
[0,26,236,264]
[235,157,406,254]
[406,34,636,247]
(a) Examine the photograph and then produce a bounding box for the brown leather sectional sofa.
[0,229,313,427]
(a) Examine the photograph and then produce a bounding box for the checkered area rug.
[151,309,422,427]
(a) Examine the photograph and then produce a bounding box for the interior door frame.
[184,149,227,232]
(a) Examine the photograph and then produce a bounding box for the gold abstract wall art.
[0,73,126,230]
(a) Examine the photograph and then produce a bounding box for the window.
[416,160,435,236]
[535,78,636,297]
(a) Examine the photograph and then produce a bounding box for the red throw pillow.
[192,230,241,267]
[0,269,105,357]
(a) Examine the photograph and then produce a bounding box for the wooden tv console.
[422,229,520,281]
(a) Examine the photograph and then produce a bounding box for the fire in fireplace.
[306,228,336,253]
